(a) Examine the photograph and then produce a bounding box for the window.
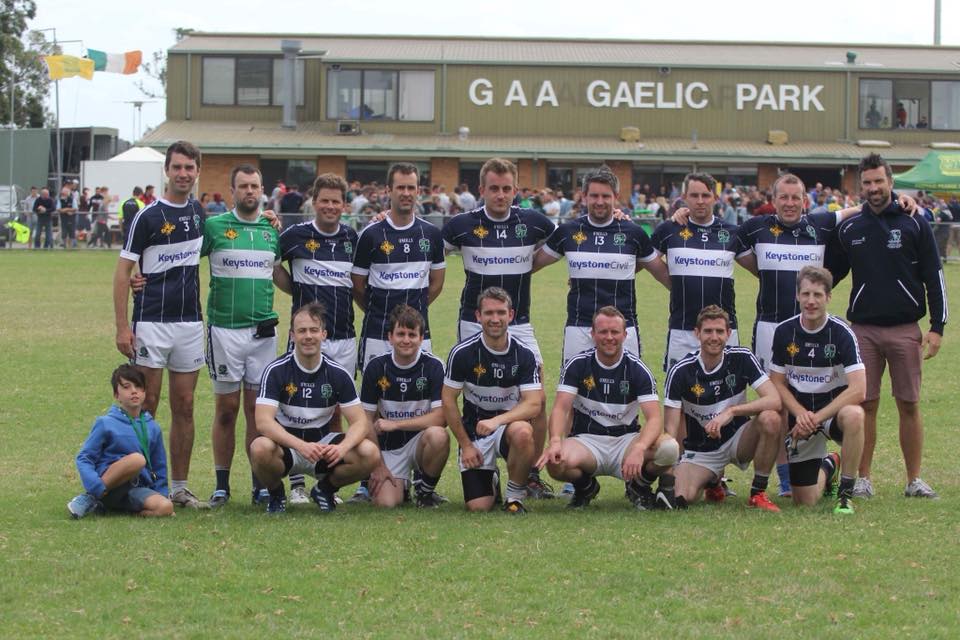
[202,58,235,105]
[201,56,304,106]
[860,79,892,129]
[932,81,960,130]
[327,69,434,121]
[860,79,937,130]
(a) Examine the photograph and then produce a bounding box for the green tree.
[0,0,55,127]
[136,28,193,99]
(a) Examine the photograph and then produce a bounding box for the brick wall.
[517,158,547,190]
[316,156,347,179]
[757,164,780,191]
[198,154,259,207]
[430,157,459,191]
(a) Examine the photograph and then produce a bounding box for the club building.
[141,33,960,199]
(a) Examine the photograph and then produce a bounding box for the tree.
[0,0,55,128]
[135,27,193,99]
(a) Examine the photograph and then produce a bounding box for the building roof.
[140,119,936,166]
[170,33,960,73]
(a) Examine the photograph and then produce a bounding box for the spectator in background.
[458,182,477,211]
[142,185,156,205]
[57,186,78,249]
[121,187,146,246]
[206,192,228,216]
[542,189,561,222]
[20,186,38,229]
[268,179,286,211]
[77,187,93,235]
[88,186,111,249]
[279,184,304,227]
[754,192,776,215]
[32,187,56,249]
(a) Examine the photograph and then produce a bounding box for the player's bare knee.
[839,405,865,433]
[249,436,275,461]
[155,497,175,516]
[758,411,781,437]
[507,422,534,449]
[465,497,494,512]
[123,452,147,471]
[423,426,449,448]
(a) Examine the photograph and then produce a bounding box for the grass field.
[1,250,958,639]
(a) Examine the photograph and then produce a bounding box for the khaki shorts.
[852,322,922,403]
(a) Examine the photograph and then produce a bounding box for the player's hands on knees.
[621,450,645,482]
[922,331,941,360]
[793,411,818,437]
[318,444,345,466]
[460,443,483,469]
[475,419,498,437]
[296,441,325,463]
[369,464,395,493]
[116,326,135,358]
[262,209,282,230]
[129,273,146,294]
[671,207,691,225]
[537,440,563,469]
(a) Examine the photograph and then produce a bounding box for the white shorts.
[361,338,433,371]
[458,425,508,472]
[787,417,839,464]
[678,422,752,477]
[752,321,777,372]
[665,328,740,371]
[563,325,640,366]
[323,338,357,378]
[570,432,639,479]
[286,432,342,477]
[207,325,277,393]
[459,320,543,365]
[133,321,205,372]
[381,431,425,482]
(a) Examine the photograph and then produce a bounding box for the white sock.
[170,480,188,493]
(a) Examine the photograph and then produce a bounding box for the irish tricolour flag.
[87,49,142,74]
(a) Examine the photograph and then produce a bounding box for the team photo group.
[69,138,948,520]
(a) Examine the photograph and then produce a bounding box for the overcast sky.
[31,0,960,143]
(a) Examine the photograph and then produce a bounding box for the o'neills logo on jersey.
[304,264,347,279]
[470,253,532,267]
[158,248,200,263]
[379,269,427,282]
[221,256,272,269]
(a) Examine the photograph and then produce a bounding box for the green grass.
[1,250,958,639]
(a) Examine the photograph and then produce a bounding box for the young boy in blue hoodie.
[68,364,174,518]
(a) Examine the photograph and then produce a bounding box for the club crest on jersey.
[787,342,800,357]
[416,376,428,391]
[679,227,693,240]
[284,382,298,398]
[613,233,626,246]
[377,376,391,392]
[218,364,228,375]
[380,240,395,255]
[304,239,320,252]
[583,375,596,391]
[139,346,148,357]
[806,225,817,239]
[572,230,588,245]
[160,222,176,236]
[515,224,528,239]
[473,363,487,378]
[472,226,489,239]
[690,383,705,398]
[224,228,238,240]
[320,383,333,399]
[725,374,737,391]
[193,214,201,229]
[619,380,630,395]
[770,225,783,237]
[717,229,730,243]
[262,231,272,242]
[887,229,902,249]
[511,364,519,376]
[419,238,431,253]
[823,343,837,358]
[343,240,353,254]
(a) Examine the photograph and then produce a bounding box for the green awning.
[894,151,960,192]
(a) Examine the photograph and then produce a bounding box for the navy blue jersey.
[444,332,541,440]
[256,352,360,435]
[736,212,838,323]
[442,206,556,325]
[650,217,738,330]
[558,349,659,437]
[769,314,864,414]
[543,217,656,328]
[664,347,768,452]
[352,216,445,341]
[121,198,205,323]
[280,221,358,340]
[360,351,445,451]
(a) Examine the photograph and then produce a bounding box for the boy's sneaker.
[904,477,939,499]
[266,495,286,514]
[834,494,855,515]
[415,491,445,509]
[67,493,103,519]
[526,473,556,499]
[288,485,310,505]
[747,492,781,513]
[252,488,270,505]
[348,485,371,504]
[503,500,527,514]
[310,484,337,514]
[852,477,875,499]
[170,488,208,509]
[567,477,601,509]
[208,489,230,509]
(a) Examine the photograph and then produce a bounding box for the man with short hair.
[250,303,380,514]
[203,164,282,508]
[351,162,445,370]
[279,184,305,227]
[120,186,145,246]
[443,287,543,513]
[32,187,55,249]
[442,157,557,498]
[360,305,449,508]
[534,165,671,365]
[56,186,78,249]
[87,187,110,248]
[835,153,947,499]
[458,182,477,211]
[539,306,680,510]
[664,305,783,511]
[142,185,156,205]
[651,173,740,371]
[769,267,865,514]
[113,141,207,509]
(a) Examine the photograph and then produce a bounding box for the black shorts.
[460,435,511,502]
[281,432,345,476]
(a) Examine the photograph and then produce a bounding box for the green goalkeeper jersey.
[202,211,280,328]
